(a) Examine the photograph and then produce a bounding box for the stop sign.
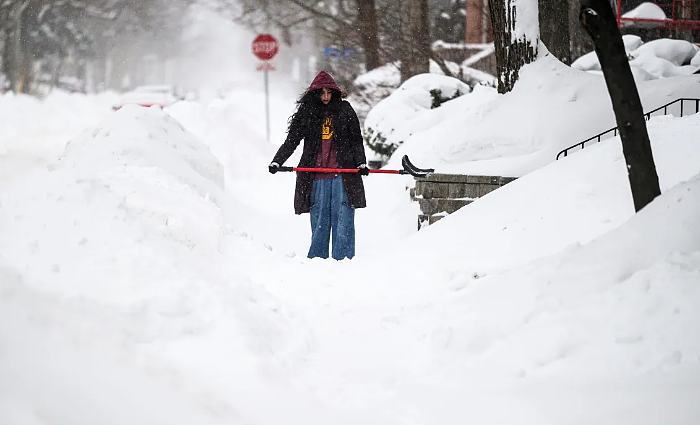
[252,34,279,61]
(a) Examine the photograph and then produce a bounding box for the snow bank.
[67,106,225,202]
[0,106,225,298]
[402,174,700,425]
[348,113,700,400]
[384,54,700,177]
[425,172,700,381]
[383,112,700,286]
[0,105,324,425]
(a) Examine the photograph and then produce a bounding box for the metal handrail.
[556,98,700,160]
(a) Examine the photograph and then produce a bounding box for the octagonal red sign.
[252,34,279,61]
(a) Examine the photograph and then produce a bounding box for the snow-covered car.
[113,85,181,110]
[57,76,85,93]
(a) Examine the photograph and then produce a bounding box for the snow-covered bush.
[348,59,495,124]
[363,73,471,161]
[573,37,700,79]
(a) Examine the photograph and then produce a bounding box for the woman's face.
[320,88,333,104]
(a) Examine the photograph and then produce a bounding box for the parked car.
[113,85,181,110]
[56,76,85,93]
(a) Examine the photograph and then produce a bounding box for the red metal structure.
[617,0,700,30]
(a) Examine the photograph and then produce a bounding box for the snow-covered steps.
[411,173,517,228]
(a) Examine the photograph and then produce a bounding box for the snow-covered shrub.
[363,127,395,159]
[572,36,700,79]
[630,38,699,66]
[348,59,495,124]
[363,74,471,161]
[429,86,464,109]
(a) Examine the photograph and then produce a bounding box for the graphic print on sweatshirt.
[322,117,334,140]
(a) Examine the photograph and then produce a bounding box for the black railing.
[556,98,700,160]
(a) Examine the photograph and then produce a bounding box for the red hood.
[307,71,342,93]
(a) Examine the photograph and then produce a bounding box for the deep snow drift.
[0,106,345,425]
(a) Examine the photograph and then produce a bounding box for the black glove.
[357,164,370,176]
[269,162,279,174]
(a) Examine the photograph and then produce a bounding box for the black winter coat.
[272,100,367,215]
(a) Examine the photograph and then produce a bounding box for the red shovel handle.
[280,166,404,175]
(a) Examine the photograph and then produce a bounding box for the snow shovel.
[277,155,434,178]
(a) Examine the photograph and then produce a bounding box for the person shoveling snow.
[268,71,369,261]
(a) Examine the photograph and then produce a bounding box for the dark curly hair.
[287,88,341,135]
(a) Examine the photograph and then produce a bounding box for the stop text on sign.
[252,34,279,61]
[254,41,278,55]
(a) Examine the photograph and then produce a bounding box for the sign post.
[252,34,279,145]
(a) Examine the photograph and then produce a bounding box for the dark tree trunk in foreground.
[357,0,380,70]
[488,0,538,93]
[539,0,571,65]
[580,0,661,212]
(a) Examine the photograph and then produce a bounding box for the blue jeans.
[308,176,355,260]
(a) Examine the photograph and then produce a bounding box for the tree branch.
[287,0,353,27]
[430,50,455,78]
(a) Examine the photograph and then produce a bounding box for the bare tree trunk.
[357,0,380,70]
[400,0,430,82]
[540,0,571,64]
[0,7,8,81]
[488,0,539,93]
[7,0,33,93]
[569,0,595,62]
[0,31,9,87]
[18,47,33,93]
[580,0,661,212]
[51,57,63,91]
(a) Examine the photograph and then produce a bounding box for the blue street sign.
[323,47,357,58]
